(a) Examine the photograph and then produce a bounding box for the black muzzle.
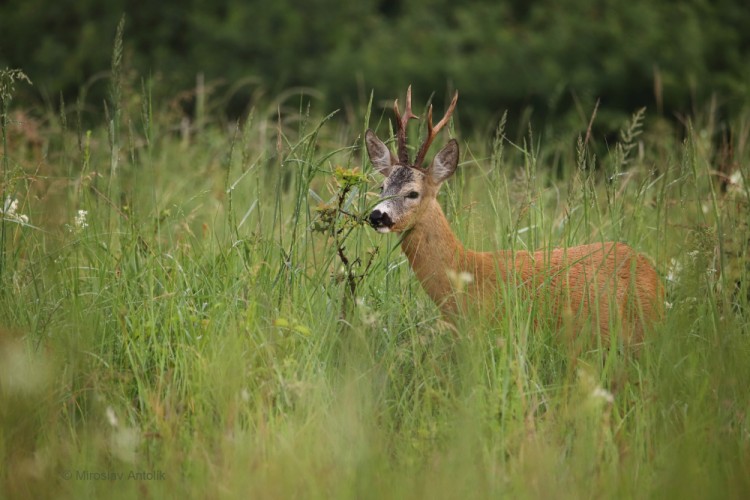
[369,209,393,229]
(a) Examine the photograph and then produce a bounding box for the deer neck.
[400,199,468,311]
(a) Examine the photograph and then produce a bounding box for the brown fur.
[401,198,664,344]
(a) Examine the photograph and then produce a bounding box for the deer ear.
[365,129,395,176]
[430,139,459,184]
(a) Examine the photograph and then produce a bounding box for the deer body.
[366,88,663,343]
[400,197,663,342]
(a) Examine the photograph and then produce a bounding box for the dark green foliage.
[1,0,749,130]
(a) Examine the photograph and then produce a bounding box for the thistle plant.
[312,166,378,309]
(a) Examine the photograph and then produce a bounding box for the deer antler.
[413,90,459,169]
[393,86,418,165]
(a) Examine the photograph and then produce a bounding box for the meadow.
[1,62,749,498]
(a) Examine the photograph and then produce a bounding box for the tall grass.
[0,61,749,498]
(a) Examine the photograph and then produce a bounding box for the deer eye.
[406,191,419,199]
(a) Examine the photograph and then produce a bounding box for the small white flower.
[1,197,29,225]
[591,386,615,404]
[447,269,474,291]
[74,209,88,230]
[728,170,745,196]
[5,198,18,214]
[104,405,140,463]
[666,258,682,284]
[458,272,474,284]
[355,297,379,326]
[105,406,119,428]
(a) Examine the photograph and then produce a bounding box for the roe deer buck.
[365,87,664,344]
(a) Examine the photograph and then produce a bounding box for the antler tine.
[393,85,418,165]
[414,90,459,168]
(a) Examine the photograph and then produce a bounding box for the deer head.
[366,87,459,233]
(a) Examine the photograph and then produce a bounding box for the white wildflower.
[447,269,474,292]
[578,368,614,405]
[729,170,743,185]
[105,406,119,428]
[74,209,88,230]
[666,258,682,284]
[728,170,745,196]
[458,271,474,284]
[5,198,18,214]
[105,405,140,463]
[355,297,379,326]
[1,197,29,224]
[591,386,615,404]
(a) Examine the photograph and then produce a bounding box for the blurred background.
[1,0,749,132]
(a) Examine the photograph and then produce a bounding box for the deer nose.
[369,209,392,228]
